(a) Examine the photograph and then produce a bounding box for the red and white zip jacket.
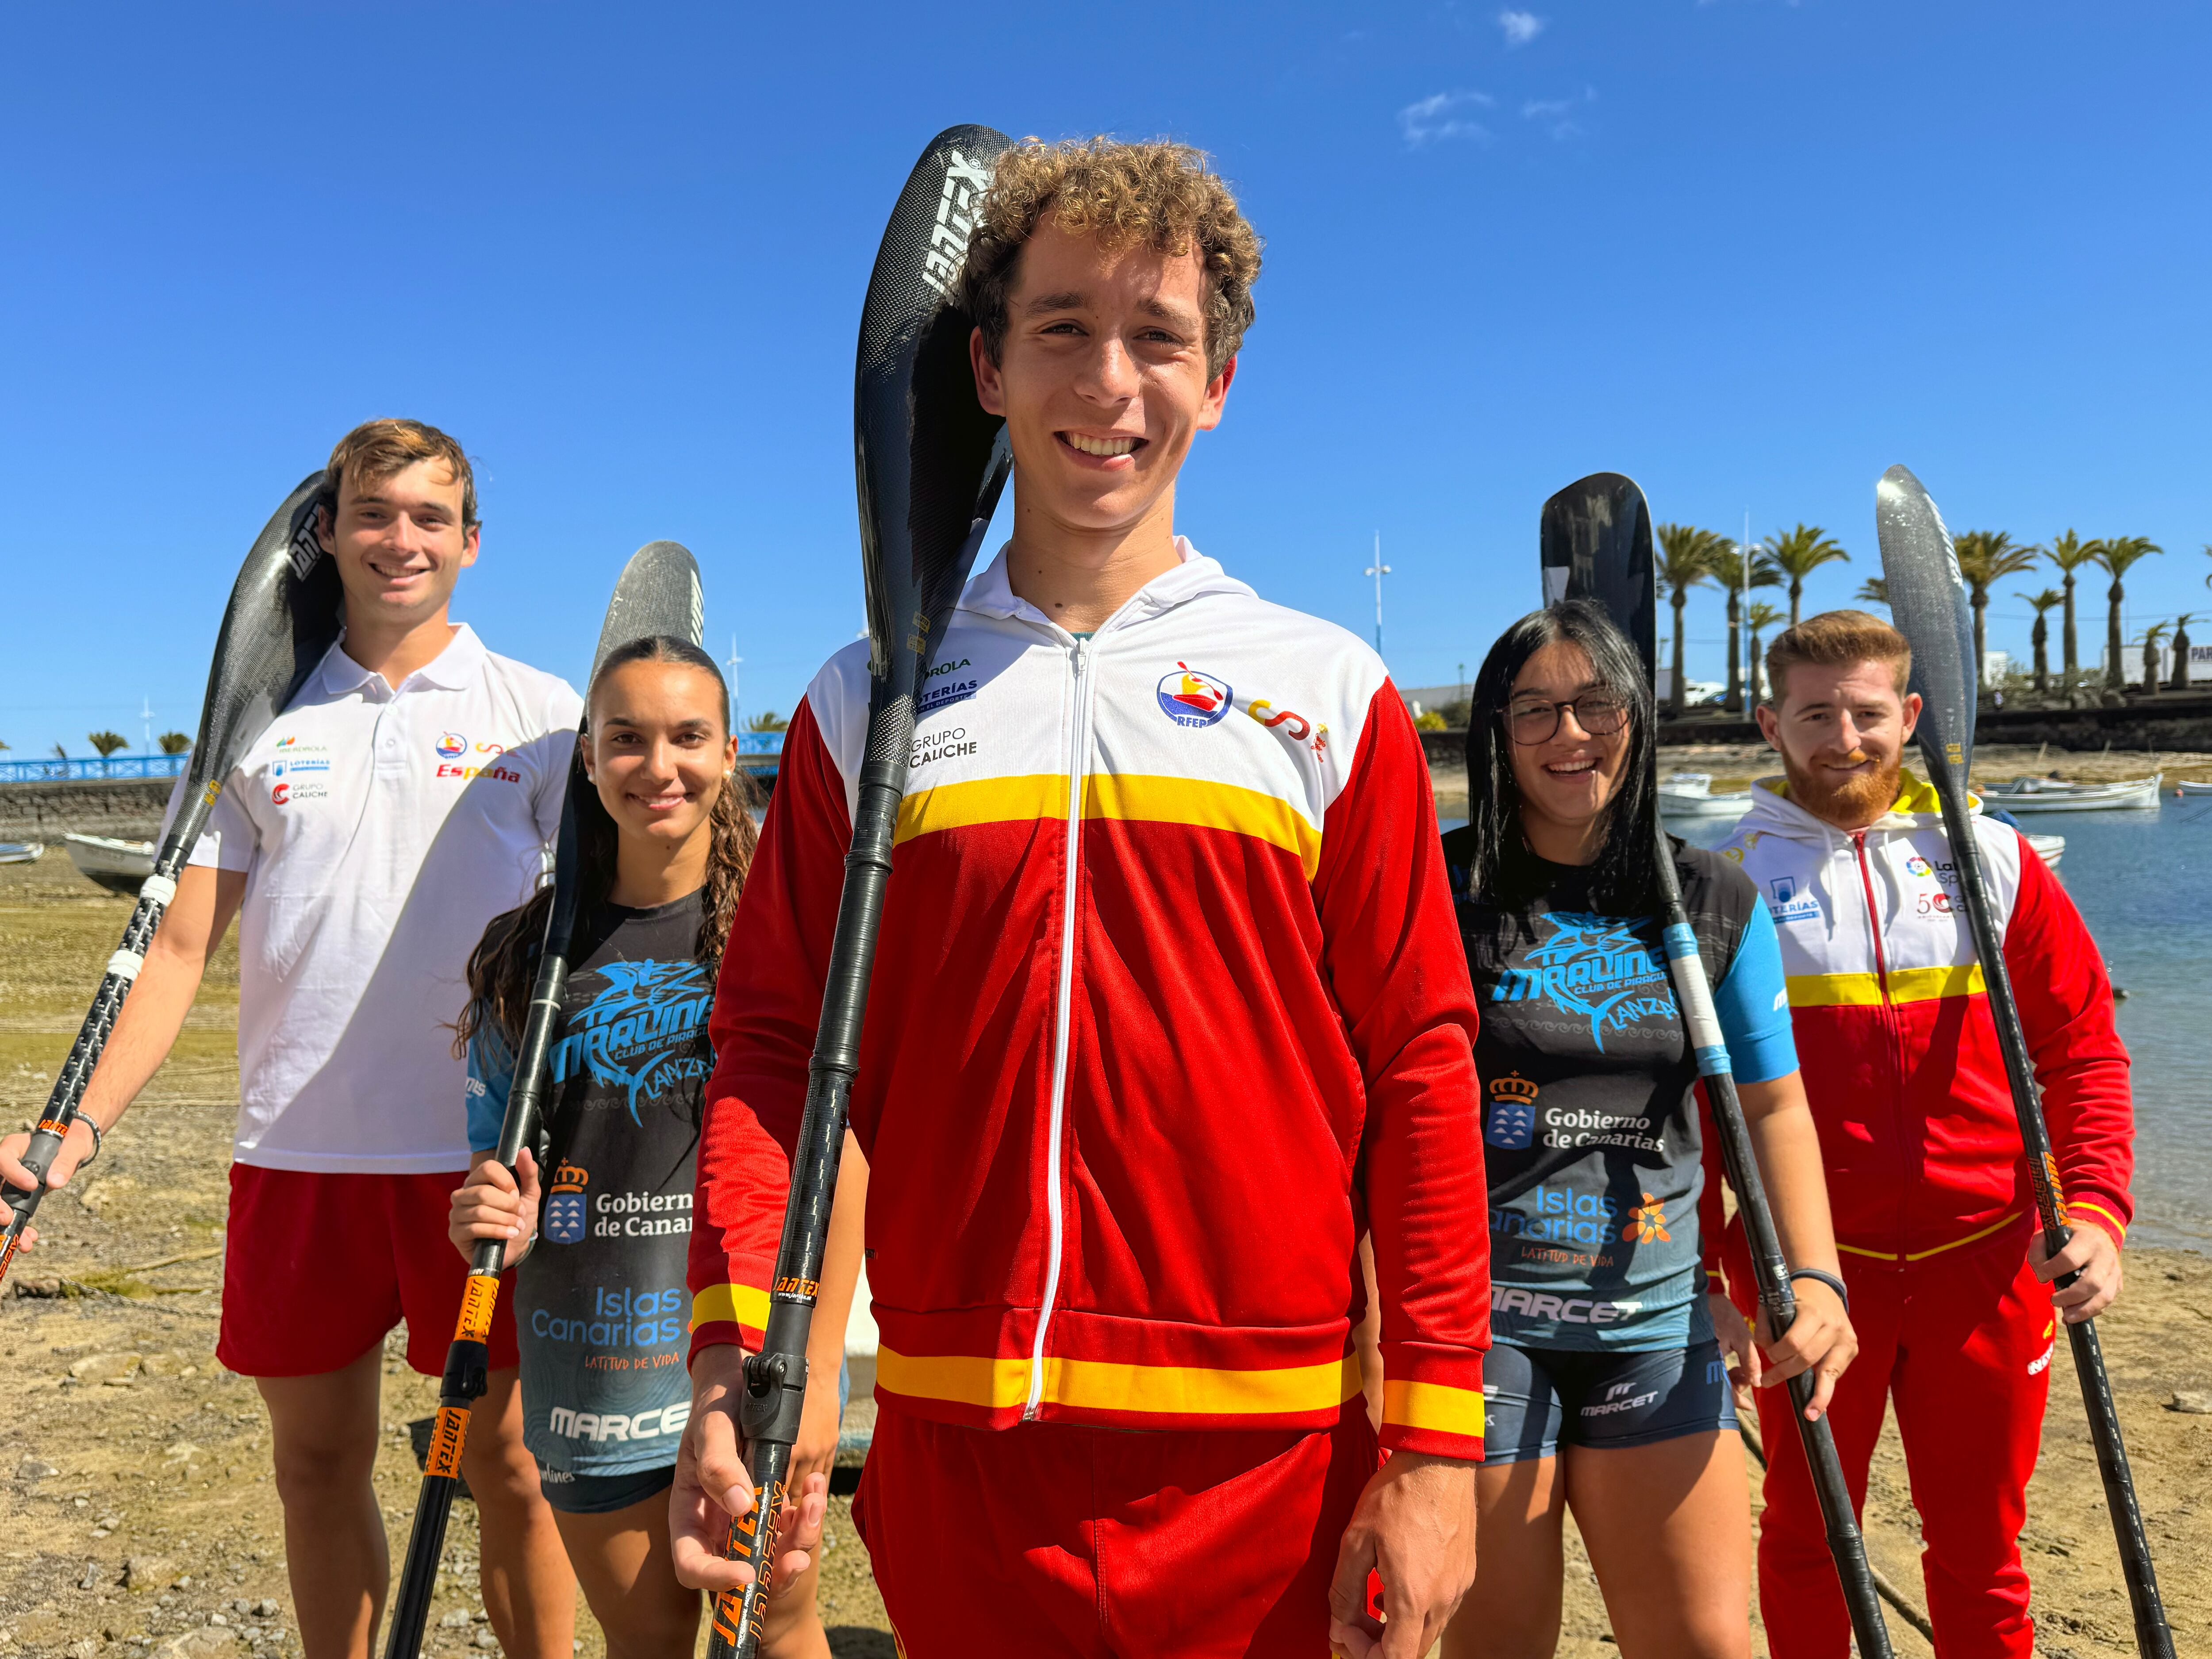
[1719,773,2133,1263]
[687,541,1490,1459]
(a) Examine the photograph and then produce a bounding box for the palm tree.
[2020,590,2064,692]
[1716,546,1782,713]
[157,731,193,755]
[1763,524,1850,628]
[2089,536,2163,688]
[1657,524,1727,718]
[1854,576,1889,612]
[2173,614,2197,690]
[2138,621,2169,696]
[87,731,128,758]
[2042,530,2098,680]
[1953,532,2042,694]
[1746,600,1785,705]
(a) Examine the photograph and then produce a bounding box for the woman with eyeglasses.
[1437,602,1856,1659]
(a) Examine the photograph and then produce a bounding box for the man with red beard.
[1715,610,2134,1659]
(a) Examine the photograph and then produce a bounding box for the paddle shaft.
[1650,829,1895,1659]
[0,786,219,1282]
[1921,774,2173,1659]
[707,679,908,1659]
[381,794,580,1659]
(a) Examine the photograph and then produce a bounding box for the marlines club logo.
[1156,663,1233,728]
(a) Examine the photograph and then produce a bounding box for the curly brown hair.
[956,138,1263,380]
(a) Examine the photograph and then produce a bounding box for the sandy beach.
[2,836,2205,1658]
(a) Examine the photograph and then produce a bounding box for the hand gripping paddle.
[702,124,1014,1659]
[1877,465,2173,1659]
[1542,472,1896,1659]
[381,541,707,1659]
[0,474,343,1285]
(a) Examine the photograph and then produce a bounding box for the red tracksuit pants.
[852,1402,1379,1657]
[1727,1225,2056,1659]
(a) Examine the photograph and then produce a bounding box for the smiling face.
[1756,658,1921,830]
[582,660,737,854]
[320,457,479,632]
[969,214,1235,546]
[1504,642,1634,863]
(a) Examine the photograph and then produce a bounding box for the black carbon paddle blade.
[593,540,705,678]
[854,124,1015,684]
[1541,472,1658,677]
[188,472,346,794]
[1875,465,1976,790]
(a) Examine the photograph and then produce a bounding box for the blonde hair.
[324,417,479,529]
[957,137,1263,379]
[1766,610,1913,703]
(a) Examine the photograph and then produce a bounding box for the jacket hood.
[958,537,1257,635]
[1732,767,1978,846]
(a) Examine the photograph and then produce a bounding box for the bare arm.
[791,1131,868,1491]
[1736,1071,1857,1418]
[0,864,245,1191]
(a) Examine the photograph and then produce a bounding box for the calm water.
[1444,806,2212,1250]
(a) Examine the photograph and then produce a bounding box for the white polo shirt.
[165,624,583,1173]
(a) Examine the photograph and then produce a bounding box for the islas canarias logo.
[544,1159,590,1245]
[1156,663,1233,728]
[1485,1072,1540,1150]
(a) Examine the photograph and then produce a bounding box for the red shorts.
[853,1403,1379,1658]
[216,1165,520,1379]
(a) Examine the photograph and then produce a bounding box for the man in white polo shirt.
[1,420,583,1659]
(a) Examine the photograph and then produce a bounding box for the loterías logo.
[1156,663,1233,728]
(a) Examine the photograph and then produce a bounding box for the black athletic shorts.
[536,1460,676,1516]
[1482,1338,1738,1465]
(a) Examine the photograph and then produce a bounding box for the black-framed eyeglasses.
[1502,693,1630,745]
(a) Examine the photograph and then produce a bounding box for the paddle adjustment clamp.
[738,1350,810,1447]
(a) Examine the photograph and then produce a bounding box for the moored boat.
[2024,832,2064,872]
[2177,780,2212,797]
[1979,773,2162,813]
[0,841,43,865]
[62,833,156,896]
[1657,772,1754,820]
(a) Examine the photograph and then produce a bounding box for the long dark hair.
[455,636,760,1056]
[1462,599,1660,914]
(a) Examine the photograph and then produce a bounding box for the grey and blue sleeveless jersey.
[1441,835,1796,1352]
[466,890,714,1475]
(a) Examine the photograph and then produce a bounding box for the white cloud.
[1521,97,1574,119]
[1398,90,1495,147]
[1497,9,1544,46]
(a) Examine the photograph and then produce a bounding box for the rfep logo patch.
[1156,663,1232,728]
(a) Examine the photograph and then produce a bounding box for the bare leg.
[550,1494,699,1659]
[554,1488,826,1659]
[1440,1455,1567,1659]
[1568,1430,1753,1659]
[259,1348,385,1659]
[459,1367,576,1659]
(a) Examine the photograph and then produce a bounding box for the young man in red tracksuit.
[1718,611,2133,1659]
[667,139,1491,1659]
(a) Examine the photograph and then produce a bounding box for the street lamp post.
[1365,532,1392,654]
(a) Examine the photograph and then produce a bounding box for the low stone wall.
[0,778,174,841]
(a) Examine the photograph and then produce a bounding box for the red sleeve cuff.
[1377,1344,1486,1461]
[2066,1196,2130,1249]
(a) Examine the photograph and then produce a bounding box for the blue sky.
[4,2,2209,753]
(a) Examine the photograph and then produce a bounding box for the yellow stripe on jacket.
[875,1346,1361,1418]
[1785,963,1985,1008]
[690,1282,771,1333]
[895,772,1323,877]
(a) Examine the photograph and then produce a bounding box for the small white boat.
[63,833,155,896]
[1658,772,1755,820]
[0,841,43,865]
[2024,832,2065,872]
[1981,774,2162,813]
[2177,780,2212,797]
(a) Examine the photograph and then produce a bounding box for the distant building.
[1983,650,2012,682]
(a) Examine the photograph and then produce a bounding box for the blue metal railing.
[2,735,785,786]
[0,753,191,785]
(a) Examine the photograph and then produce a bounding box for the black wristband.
[1789,1267,1848,1312]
